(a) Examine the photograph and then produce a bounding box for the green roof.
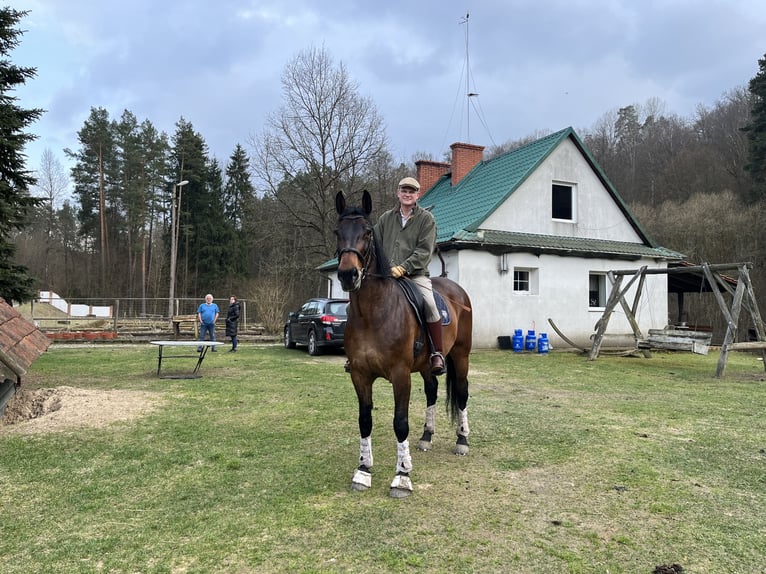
[420,127,669,258]
[451,229,684,261]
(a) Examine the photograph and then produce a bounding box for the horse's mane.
[371,227,391,277]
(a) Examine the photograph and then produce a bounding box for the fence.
[29,296,266,338]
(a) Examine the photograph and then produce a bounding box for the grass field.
[1,344,765,573]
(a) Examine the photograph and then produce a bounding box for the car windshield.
[327,302,348,316]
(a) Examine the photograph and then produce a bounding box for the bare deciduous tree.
[250,45,388,261]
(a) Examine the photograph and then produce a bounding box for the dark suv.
[284,298,349,355]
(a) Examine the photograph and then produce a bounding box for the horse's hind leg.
[449,353,471,456]
[417,372,438,451]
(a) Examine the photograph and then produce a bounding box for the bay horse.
[335,190,473,498]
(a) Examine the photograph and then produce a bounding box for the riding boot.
[426,320,446,375]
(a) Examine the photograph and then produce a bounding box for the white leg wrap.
[352,468,372,489]
[458,408,470,437]
[359,436,373,469]
[424,404,436,433]
[390,473,413,491]
[395,439,413,474]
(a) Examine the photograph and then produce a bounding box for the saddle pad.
[433,289,451,326]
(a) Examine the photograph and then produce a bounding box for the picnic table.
[149,340,223,379]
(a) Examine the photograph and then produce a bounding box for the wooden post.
[710,263,745,378]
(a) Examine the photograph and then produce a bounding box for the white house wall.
[433,251,669,349]
[482,139,643,243]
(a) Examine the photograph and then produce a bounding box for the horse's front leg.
[351,376,374,492]
[417,372,438,451]
[389,369,413,498]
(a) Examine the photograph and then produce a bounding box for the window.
[513,270,530,292]
[589,273,606,308]
[552,183,574,220]
[512,267,538,294]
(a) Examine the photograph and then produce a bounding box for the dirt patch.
[1,386,163,434]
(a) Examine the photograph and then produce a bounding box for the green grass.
[1,345,765,573]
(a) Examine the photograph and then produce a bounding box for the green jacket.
[374,203,436,277]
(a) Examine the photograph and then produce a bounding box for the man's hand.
[391,265,406,278]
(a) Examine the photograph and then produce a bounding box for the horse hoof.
[417,440,432,452]
[389,487,412,499]
[453,443,469,456]
[351,468,372,491]
[389,473,413,498]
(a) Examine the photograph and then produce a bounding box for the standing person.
[374,177,445,375]
[225,295,241,352]
[197,293,220,352]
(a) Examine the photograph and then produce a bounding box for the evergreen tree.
[65,106,119,292]
[744,52,766,202]
[0,8,43,303]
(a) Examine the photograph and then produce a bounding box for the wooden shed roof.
[0,298,50,380]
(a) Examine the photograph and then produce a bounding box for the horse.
[334,190,473,498]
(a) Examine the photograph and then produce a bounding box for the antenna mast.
[461,12,478,143]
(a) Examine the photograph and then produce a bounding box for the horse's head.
[335,190,374,292]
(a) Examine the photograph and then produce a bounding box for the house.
[322,127,684,349]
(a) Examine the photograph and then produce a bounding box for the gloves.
[391,265,406,278]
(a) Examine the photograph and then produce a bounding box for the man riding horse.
[374,177,445,374]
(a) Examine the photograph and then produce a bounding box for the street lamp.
[168,179,189,323]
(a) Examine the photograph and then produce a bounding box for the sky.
[9,0,766,188]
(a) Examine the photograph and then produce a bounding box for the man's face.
[397,186,419,207]
[206,296,213,304]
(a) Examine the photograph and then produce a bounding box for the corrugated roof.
[451,229,684,260]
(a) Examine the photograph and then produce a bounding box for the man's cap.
[398,177,420,191]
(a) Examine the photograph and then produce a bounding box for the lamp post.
[168,179,189,323]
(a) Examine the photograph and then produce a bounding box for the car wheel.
[307,329,321,356]
[284,326,296,349]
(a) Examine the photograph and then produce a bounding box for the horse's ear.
[335,191,347,215]
[361,190,372,216]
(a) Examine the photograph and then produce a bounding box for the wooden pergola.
[588,262,766,378]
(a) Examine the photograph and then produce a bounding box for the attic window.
[552,183,575,221]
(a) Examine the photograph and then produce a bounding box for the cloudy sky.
[9,0,766,183]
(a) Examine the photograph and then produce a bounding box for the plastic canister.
[512,329,524,352]
[525,330,536,351]
[537,332,549,354]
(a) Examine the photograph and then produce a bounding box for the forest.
[4,7,766,335]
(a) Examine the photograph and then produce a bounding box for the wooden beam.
[610,262,752,276]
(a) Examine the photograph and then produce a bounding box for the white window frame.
[552,181,577,222]
[513,267,538,295]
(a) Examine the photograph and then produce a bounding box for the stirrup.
[344,360,351,373]
[430,352,445,375]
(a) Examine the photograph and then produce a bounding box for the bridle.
[336,214,377,283]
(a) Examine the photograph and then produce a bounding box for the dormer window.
[552,182,576,221]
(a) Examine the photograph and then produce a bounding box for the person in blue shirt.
[197,293,220,351]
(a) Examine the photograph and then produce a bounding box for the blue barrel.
[512,329,524,352]
[537,332,549,354]
[525,330,536,351]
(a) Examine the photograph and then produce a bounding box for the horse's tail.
[445,354,460,424]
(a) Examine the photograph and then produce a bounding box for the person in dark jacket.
[374,177,445,375]
[225,295,241,352]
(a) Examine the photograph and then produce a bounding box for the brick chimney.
[450,142,484,186]
[416,159,450,193]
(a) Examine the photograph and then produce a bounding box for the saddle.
[396,277,451,360]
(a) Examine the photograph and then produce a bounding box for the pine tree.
[744,52,766,202]
[0,8,44,303]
